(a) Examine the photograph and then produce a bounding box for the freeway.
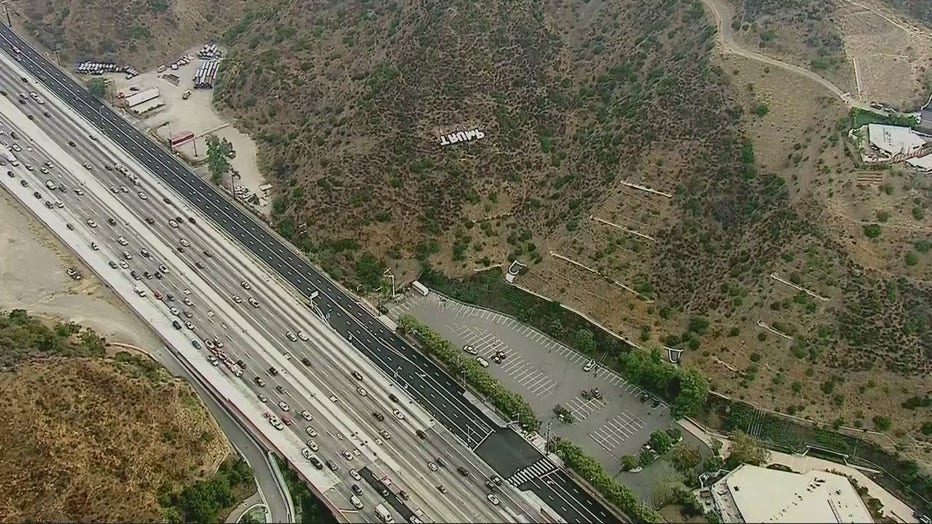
[0,70,532,523]
[0,25,622,523]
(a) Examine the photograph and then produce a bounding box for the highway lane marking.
[2,34,568,520]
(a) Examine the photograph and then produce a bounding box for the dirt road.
[699,0,871,110]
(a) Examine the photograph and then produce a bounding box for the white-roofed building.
[867,124,927,158]
[703,464,873,523]
[906,154,932,172]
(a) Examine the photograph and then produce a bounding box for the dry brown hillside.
[8,0,246,69]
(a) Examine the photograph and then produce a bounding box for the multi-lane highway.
[0,63,535,524]
[0,24,623,523]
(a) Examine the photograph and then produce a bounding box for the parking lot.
[390,293,672,482]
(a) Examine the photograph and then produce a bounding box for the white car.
[183,297,193,306]
[301,447,313,460]
[169,307,180,316]
[232,295,243,303]
[240,280,251,290]
[428,462,438,472]
[159,264,170,274]
[117,236,128,246]
[476,356,489,368]
[278,401,290,412]
[379,429,392,440]
[463,344,478,355]
[349,469,361,481]
[305,427,318,437]
[583,359,595,372]
[356,387,368,397]
[297,331,309,341]
[86,219,97,228]
[183,288,192,295]
[300,410,313,421]
[341,449,353,461]
[118,261,129,269]
[119,186,128,193]
[184,320,194,330]
[307,440,319,452]
[169,220,179,228]
[179,238,190,247]
[392,409,404,420]
[110,186,119,194]
[258,393,268,403]
[487,494,500,506]
[285,331,297,342]
[375,437,384,446]
[138,192,147,200]
[74,188,84,196]
[248,297,260,308]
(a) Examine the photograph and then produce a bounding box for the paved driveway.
[390,293,672,482]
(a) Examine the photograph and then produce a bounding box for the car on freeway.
[435,457,447,468]
[82,162,92,170]
[282,417,293,426]
[119,261,129,269]
[169,220,178,228]
[427,462,439,472]
[248,297,259,308]
[275,385,286,394]
[253,375,265,387]
[207,355,219,366]
[205,339,215,350]
[399,490,410,501]
[328,395,339,403]
[191,340,201,349]
[476,356,489,368]
[351,371,363,381]
[66,223,75,231]
[232,295,243,303]
[213,337,223,348]
[285,331,297,342]
[235,359,246,369]
[297,331,309,341]
[6,170,13,178]
[309,457,323,470]
[487,494,500,506]
[19,179,28,187]
[341,450,353,461]
[25,164,33,171]
[356,387,367,397]
[349,469,361,481]
[86,219,97,228]
[416,429,427,440]
[278,401,289,412]
[110,186,119,194]
[106,217,116,226]
[240,280,251,290]
[305,427,318,437]
[307,440,319,452]
[268,366,278,376]
[184,320,194,330]
[180,238,190,247]
[117,236,128,246]
[169,307,179,316]
[372,412,385,421]
[301,357,312,367]
[172,320,182,330]
[258,393,268,403]
[301,447,313,460]
[351,484,363,496]
[300,410,312,421]
[203,250,213,258]
[584,359,596,372]
[144,217,155,225]
[130,271,141,280]
[138,192,147,200]
[108,260,118,269]
[388,393,399,403]
[325,460,339,472]
[90,242,99,250]
[436,485,448,494]
[159,264,170,274]
[75,188,85,196]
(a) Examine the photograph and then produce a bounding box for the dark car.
[145,217,155,224]
[351,371,363,381]
[351,484,363,496]
[301,357,312,366]
[172,320,182,329]
[456,466,469,477]
[268,366,279,376]
[372,412,385,421]
[310,457,323,470]
[236,359,246,368]
[68,140,76,147]
[107,217,116,226]
[388,393,399,403]
[325,460,339,472]
[191,340,201,349]
[415,429,427,440]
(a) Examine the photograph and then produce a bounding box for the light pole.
[383,267,395,299]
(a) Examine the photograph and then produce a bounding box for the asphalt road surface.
[0,71,522,523]
[0,25,622,524]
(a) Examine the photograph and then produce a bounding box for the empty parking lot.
[390,292,672,479]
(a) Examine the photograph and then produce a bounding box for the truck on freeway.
[375,503,394,523]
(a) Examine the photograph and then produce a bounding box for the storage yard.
[83,44,269,215]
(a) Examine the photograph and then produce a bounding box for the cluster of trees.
[550,438,662,523]
[397,315,539,432]
[618,348,709,418]
[0,308,107,368]
[205,134,236,186]
[276,458,338,523]
[161,458,253,523]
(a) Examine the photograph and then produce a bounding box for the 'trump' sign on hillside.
[439,128,486,146]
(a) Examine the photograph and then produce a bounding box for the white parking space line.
[588,412,645,456]
[564,396,606,422]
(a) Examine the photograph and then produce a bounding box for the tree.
[671,445,702,473]
[574,328,597,354]
[205,134,236,186]
[726,431,769,468]
[639,448,656,467]
[649,430,674,454]
[620,455,638,471]
[548,318,565,338]
[672,369,708,418]
[87,78,107,98]
[355,252,384,291]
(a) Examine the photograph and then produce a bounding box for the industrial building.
[124,87,160,108]
[863,123,932,171]
[194,60,221,89]
[698,464,873,523]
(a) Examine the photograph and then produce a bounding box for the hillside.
[13,0,932,453]
[0,310,235,522]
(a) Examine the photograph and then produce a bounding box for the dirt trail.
[699,0,869,109]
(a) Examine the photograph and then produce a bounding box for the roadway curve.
[0,24,622,524]
[700,0,871,109]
